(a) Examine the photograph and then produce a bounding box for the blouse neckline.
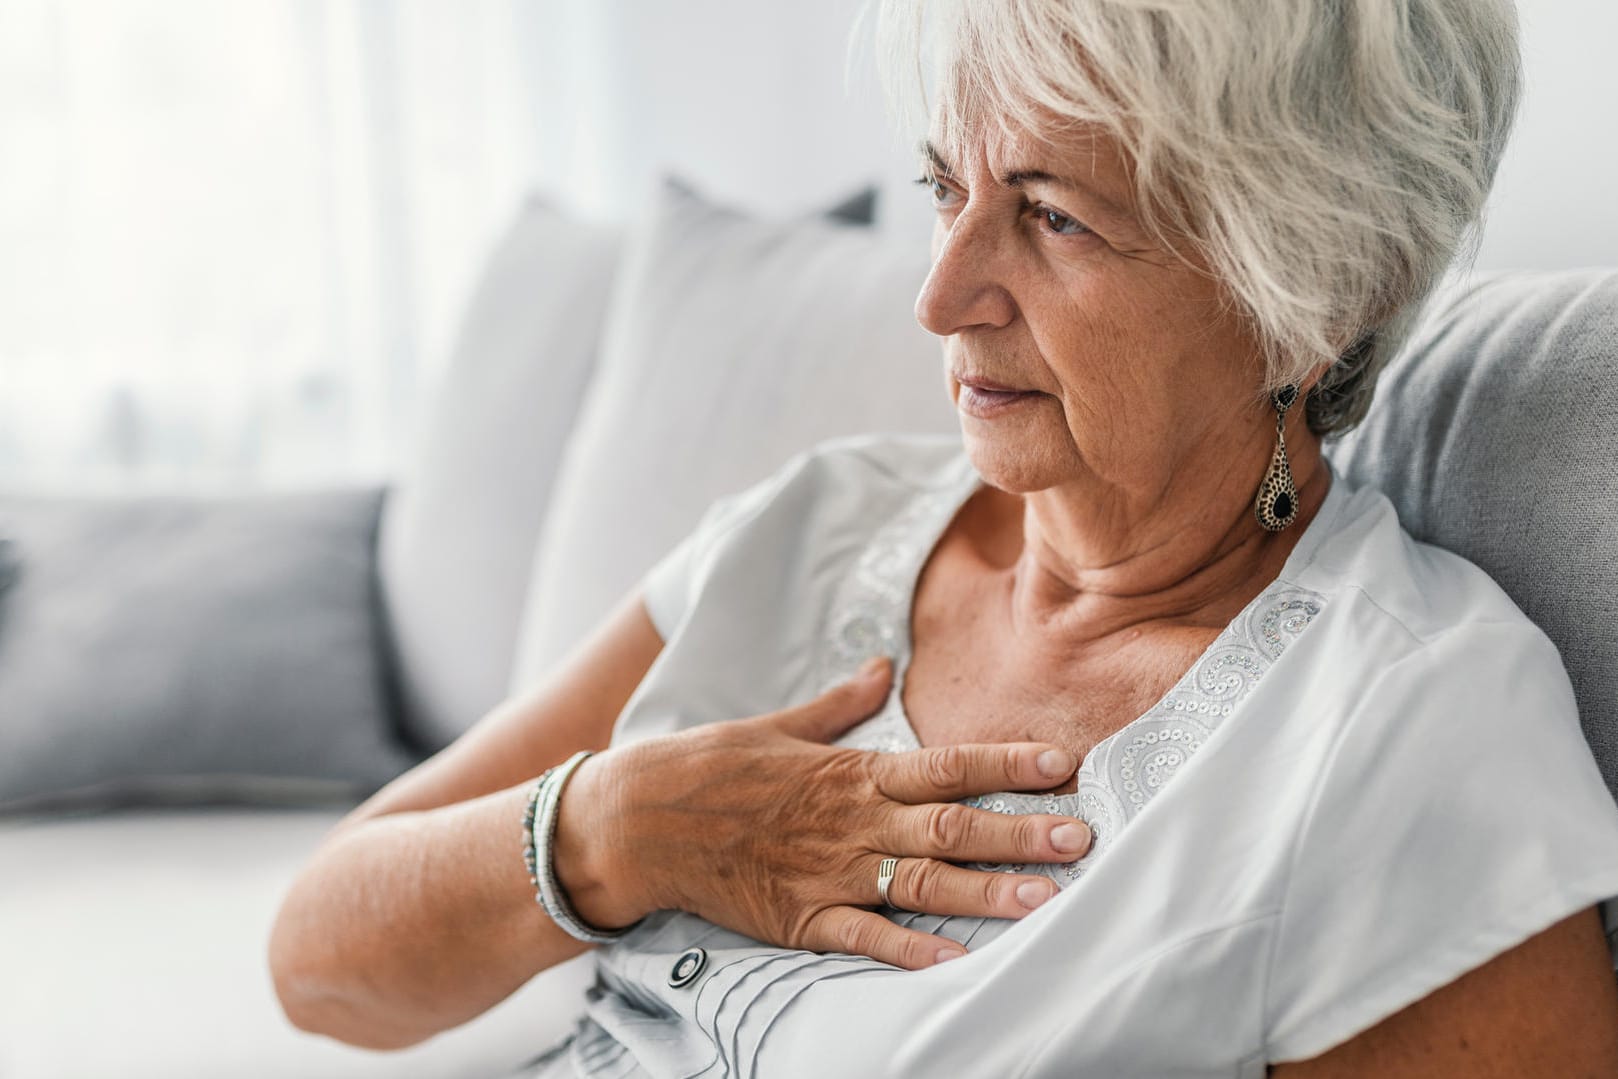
[824,445,1339,887]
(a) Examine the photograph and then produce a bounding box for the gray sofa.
[2,179,1614,1075]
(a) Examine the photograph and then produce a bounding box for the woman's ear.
[1296,340,1354,400]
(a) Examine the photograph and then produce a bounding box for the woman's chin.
[960,433,1060,494]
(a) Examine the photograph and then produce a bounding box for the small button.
[667,947,708,989]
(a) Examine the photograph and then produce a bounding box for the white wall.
[1473,1,1618,271]
[528,0,926,233]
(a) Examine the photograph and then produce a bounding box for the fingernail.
[1037,749,1076,778]
[1052,822,1091,853]
[1015,880,1052,910]
[859,655,888,680]
[935,946,967,964]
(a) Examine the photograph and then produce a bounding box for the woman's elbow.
[267,896,430,1051]
[269,961,432,1051]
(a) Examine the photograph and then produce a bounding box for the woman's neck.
[990,437,1333,655]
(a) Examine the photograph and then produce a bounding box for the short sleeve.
[1264,620,1618,1064]
[638,467,796,642]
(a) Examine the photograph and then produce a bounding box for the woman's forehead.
[927,124,1110,171]
[929,96,1126,172]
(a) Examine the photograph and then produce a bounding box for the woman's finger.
[878,803,1092,864]
[872,741,1076,803]
[872,855,1061,919]
[801,905,969,971]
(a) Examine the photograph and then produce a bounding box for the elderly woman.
[271,0,1618,1074]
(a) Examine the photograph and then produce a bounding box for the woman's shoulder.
[638,433,968,642]
[1258,476,1618,1065]
[699,432,969,544]
[1288,464,1551,653]
[790,431,970,492]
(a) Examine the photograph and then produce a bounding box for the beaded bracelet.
[521,749,640,944]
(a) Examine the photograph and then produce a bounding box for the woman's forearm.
[266,666,1089,1049]
[268,781,611,1050]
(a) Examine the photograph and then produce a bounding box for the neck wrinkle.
[1003,438,1332,652]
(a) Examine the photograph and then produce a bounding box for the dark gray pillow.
[0,538,17,602]
[0,488,421,815]
[1327,268,1618,803]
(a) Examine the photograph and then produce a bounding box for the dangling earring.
[1254,384,1300,532]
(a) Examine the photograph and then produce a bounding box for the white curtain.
[0,0,554,492]
[0,0,934,493]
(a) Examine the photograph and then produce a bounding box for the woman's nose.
[914,210,1016,338]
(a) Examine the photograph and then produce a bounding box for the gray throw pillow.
[0,538,17,601]
[1327,268,1618,803]
[0,488,420,815]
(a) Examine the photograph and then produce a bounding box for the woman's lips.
[958,384,1042,418]
[955,373,1026,393]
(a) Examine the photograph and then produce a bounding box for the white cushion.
[379,195,623,753]
[0,809,593,1078]
[508,176,957,693]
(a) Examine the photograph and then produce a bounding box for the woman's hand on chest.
[554,655,1097,970]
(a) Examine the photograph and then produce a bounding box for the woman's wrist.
[549,750,651,932]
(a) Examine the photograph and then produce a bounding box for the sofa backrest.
[1327,268,1618,804]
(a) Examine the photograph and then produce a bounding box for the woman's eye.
[911,175,1089,238]
[912,173,952,206]
[1037,207,1090,237]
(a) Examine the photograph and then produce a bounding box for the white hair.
[859,0,1522,435]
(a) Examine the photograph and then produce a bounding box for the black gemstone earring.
[1254,384,1300,532]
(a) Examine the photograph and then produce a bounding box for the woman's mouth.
[957,384,1043,418]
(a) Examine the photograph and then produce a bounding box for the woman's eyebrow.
[918,139,958,178]
[918,138,1131,221]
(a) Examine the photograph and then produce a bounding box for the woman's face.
[916,117,1279,504]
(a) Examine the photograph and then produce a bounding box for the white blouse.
[520,432,1618,1078]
